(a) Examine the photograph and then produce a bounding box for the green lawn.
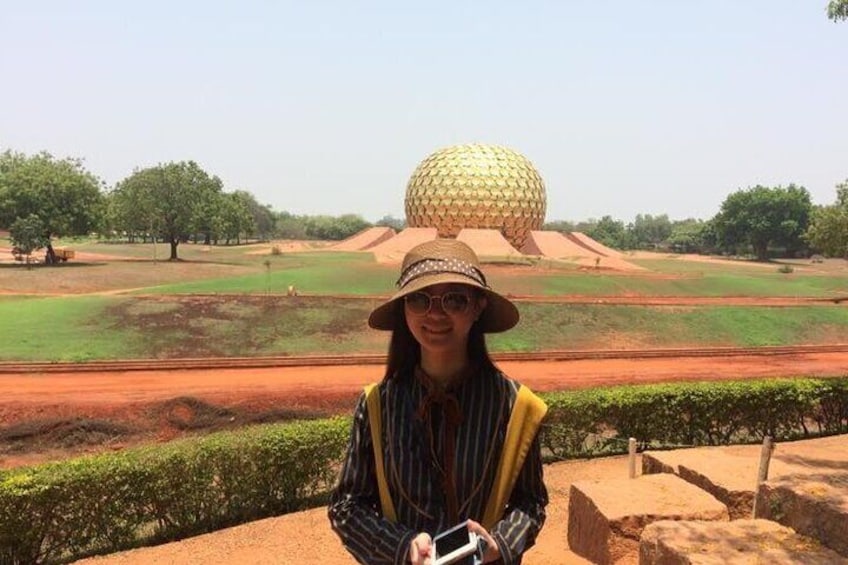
[2,295,847,361]
[142,252,397,295]
[129,253,847,298]
[0,296,142,361]
[491,270,848,298]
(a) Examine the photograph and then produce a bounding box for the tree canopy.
[712,184,812,261]
[666,219,715,254]
[233,190,275,241]
[631,214,672,249]
[806,180,848,258]
[112,161,224,260]
[828,0,848,21]
[587,215,632,250]
[0,150,105,262]
[374,215,406,231]
[9,214,50,261]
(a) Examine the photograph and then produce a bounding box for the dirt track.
[0,352,845,406]
[4,346,848,402]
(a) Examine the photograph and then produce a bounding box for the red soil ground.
[3,351,848,469]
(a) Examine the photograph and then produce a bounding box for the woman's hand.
[408,532,433,564]
[465,520,501,563]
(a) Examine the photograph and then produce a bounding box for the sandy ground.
[75,455,631,565]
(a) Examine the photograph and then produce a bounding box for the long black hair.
[382,291,498,381]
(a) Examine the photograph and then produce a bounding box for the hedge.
[1,377,846,563]
[540,377,848,460]
[0,417,350,565]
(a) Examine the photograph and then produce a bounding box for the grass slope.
[1,244,845,362]
[2,296,847,361]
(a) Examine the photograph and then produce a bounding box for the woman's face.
[403,283,487,356]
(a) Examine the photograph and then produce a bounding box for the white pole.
[628,438,637,479]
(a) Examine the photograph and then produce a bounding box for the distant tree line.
[1,149,846,262]
[0,150,399,261]
[545,182,848,261]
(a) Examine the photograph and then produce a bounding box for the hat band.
[396,258,488,289]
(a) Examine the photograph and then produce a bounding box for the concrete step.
[640,519,848,564]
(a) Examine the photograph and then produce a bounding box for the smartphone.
[433,520,479,565]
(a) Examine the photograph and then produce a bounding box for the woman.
[328,239,548,565]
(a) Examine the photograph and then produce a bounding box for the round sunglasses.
[404,291,473,315]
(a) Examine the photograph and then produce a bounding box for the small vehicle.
[52,247,75,262]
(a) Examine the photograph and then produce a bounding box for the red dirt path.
[4,352,848,408]
[3,351,848,470]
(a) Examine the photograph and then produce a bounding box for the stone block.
[755,472,848,557]
[643,448,796,520]
[568,473,728,565]
[640,519,848,564]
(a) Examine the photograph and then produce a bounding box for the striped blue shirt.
[328,366,547,564]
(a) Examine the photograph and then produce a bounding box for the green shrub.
[539,377,847,460]
[0,418,349,564]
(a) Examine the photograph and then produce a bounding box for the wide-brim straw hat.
[368,238,519,333]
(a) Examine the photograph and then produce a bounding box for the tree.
[0,150,104,264]
[190,180,225,245]
[587,215,631,250]
[275,211,307,239]
[114,161,222,260]
[542,220,576,233]
[232,190,275,241]
[630,213,672,249]
[213,192,255,244]
[828,0,848,21]
[805,180,848,258]
[104,180,157,243]
[667,218,710,254]
[9,214,49,264]
[375,215,406,231]
[712,184,812,261]
[303,214,370,240]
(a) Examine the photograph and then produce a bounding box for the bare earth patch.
[0,260,255,295]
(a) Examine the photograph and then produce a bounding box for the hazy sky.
[2,1,846,223]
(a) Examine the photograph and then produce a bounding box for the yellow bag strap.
[364,383,397,523]
[481,385,548,530]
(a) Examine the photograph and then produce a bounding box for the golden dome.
[404,144,547,248]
